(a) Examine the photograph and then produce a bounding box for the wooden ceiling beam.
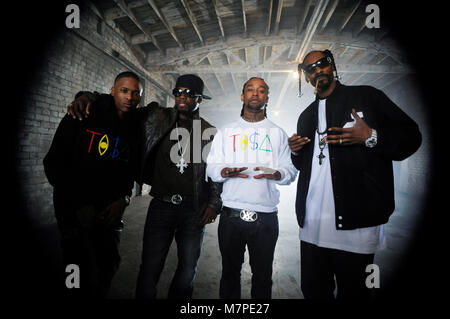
[146,63,414,74]
[223,49,246,65]
[263,44,289,65]
[104,0,147,20]
[212,0,226,39]
[242,0,248,37]
[266,0,274,35]
[112,0,164,54]
[348,72,367,85]
[295,0,329,62]
[296,0,312,34]
[143,34,404,69]
[338,0,361,33]
[147,0,183,48]
[180,0,204,45]
[274,0,284,35]
[354,16,366,37]
[378,74,405,90]
[319,0,339,33]
[86,0,105,20]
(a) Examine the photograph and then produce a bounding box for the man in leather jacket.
[68,74,222,299]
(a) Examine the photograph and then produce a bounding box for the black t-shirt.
[149,117,194,197]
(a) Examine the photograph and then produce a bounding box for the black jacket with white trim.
[291,82,422,230]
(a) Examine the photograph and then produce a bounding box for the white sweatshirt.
[206,117,297,212]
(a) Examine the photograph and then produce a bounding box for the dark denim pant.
[135,198,205,299]
[218,208,279,299]
[59,223,122,299]
[301,241,375,300]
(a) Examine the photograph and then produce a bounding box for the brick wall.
[16,7,170,226]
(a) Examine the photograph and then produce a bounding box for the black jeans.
[135,198,205,299]
[300,241,375,300]
[58,222,122,299]
[218,208,279,299]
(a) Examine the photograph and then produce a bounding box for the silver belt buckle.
[171,194,182,205]
[239,210,258,222]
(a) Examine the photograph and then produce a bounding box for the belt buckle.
[239,210,258,222]
[171,194,182,205]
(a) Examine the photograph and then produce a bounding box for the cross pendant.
[317,151,325,165]
[176,157,188,174]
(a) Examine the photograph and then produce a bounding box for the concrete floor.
[109,193,302,299]
[106,183,423,299]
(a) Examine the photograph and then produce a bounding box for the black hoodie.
[43,94,138,226]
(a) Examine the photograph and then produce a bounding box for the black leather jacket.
[82,92,223,214]
[136,102,222,213]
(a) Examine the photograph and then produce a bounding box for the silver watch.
[365,129,377,148]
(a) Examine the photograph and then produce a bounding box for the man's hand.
[99,198,127,227]
[200,206,218,225]
[253,167,281,180]
[288,134,310,152]
[327,109,372,146]
[221,167,249,178]
[67,94,91,121]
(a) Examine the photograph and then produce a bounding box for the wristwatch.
[365,129,377,148]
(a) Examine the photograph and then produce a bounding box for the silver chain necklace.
[316,105,327,165]
[175,121,192,174]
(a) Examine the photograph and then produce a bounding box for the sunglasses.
[172,88,201,98]
[301,56,332,74]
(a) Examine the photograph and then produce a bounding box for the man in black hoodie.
[67,74,222,299]
[44,71,142,298]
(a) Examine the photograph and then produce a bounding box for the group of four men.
[43,49,421,299]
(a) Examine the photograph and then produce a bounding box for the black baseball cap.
[175,74,211,100]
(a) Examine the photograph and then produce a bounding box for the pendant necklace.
[316,108,327,165]
[175,121,192,174]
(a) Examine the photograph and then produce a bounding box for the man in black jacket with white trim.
[288,50,421,300]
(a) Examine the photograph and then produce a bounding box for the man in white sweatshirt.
[206,77,297,299]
